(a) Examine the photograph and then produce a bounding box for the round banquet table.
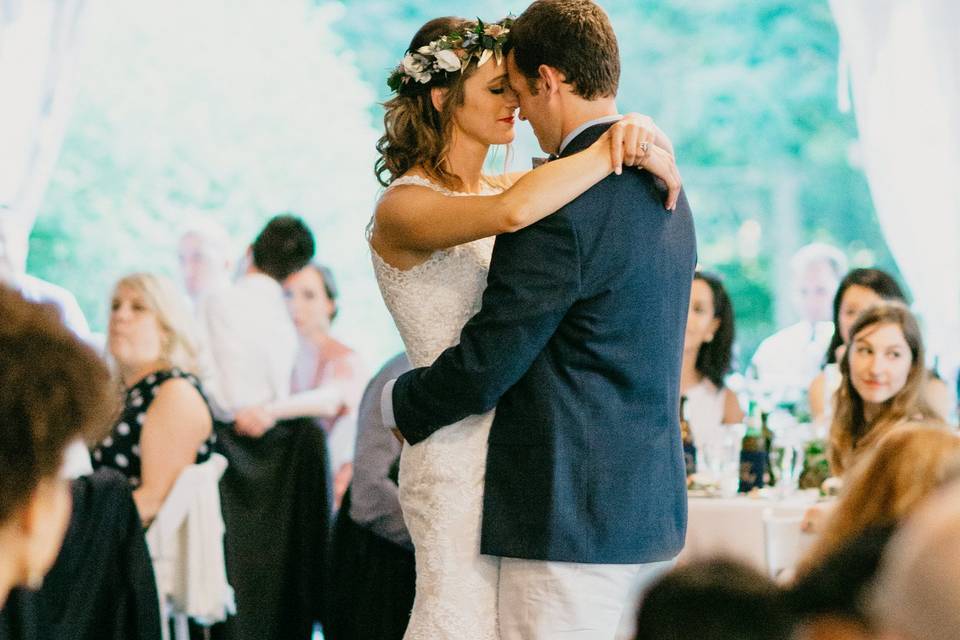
[680,490,824,577]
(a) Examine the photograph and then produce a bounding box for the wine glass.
[768,411,810,498]
[699,422,746,498]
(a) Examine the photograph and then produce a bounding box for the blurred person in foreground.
[750,243,847,396]
[633,557,793,640]
[91,273,216,527]
[870,479,960,640]
[235,263,366,506]
[787,425,960,639]
[199,213,314,423]
[0,286,113,621]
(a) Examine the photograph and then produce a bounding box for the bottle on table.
[761,406,775,487]
[680,395,696,477]
[739,400,767,492]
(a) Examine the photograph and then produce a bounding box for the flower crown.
[387,17,514,95]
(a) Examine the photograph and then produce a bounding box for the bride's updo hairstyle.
[375,17,483,190]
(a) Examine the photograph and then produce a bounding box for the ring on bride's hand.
[638,141,650,166]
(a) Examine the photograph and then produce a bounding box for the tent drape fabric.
[830,0,960,377]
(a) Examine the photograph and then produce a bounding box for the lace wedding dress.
[371,175,500,640]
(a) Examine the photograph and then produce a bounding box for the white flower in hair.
[402,53,432,84]
[387,16,514,93]
[434,48,462,72]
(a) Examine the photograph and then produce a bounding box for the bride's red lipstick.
[498,116,515,124]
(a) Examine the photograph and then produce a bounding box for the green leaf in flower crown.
[387,70,402,92]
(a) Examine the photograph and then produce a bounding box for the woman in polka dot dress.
[92,273,216,528]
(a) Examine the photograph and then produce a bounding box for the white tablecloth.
[680,491,822,576]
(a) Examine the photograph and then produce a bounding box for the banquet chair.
[145,453,235,640]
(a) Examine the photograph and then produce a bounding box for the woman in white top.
[681,272,743,439]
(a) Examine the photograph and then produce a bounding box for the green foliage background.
[28,0,899,370]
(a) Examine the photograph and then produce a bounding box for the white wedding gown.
[371,175,501,640]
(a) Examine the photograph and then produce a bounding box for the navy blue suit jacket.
[393,123,697,563]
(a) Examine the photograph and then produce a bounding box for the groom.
[386,0,696,637]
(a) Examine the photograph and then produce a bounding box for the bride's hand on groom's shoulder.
[637,144,682,211]
[606,114,682,211]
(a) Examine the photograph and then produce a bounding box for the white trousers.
[497,557,674,640]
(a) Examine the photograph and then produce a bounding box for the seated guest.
[751,243,846,396]
[809,268,905,421]
[235,263,366,505]
[633,557,793,640]
[870,479,960,640]
[682,272,743,437]
[91,273,215,527]
[0,286,113,617]
[325,353,415,640]
[828,303,947,477]
[199,213,314,423]
[177,219,234,310]
[809,268,952,422]
[788,425,960,637]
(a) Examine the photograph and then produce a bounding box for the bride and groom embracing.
[368,0,697,638]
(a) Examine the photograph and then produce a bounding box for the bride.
[368,16,681,640]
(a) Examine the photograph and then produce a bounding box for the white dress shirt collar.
[558,114,624,156]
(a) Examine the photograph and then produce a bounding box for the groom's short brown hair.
[507,0,620,99]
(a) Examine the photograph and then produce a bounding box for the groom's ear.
[430,87,448,112]
[538,64,565,96]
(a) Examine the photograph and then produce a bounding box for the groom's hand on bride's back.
[606,114,682,211]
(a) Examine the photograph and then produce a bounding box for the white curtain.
[830,0,960,377]
[0,0,86,272]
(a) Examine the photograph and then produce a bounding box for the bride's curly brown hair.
[375,17,484,191]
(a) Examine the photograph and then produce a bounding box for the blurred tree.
[29,0,903,370]
[29,0,401,366]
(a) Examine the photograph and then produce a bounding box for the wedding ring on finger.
[637,141,650,166]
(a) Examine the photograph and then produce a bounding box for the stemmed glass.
[698,422,746,498]
[767,410,810,498]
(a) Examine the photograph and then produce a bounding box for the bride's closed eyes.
[488,74,512,96]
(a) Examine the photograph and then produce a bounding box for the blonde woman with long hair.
[91,273,216,526]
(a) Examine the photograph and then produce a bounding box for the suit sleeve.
[393,211,580,445]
